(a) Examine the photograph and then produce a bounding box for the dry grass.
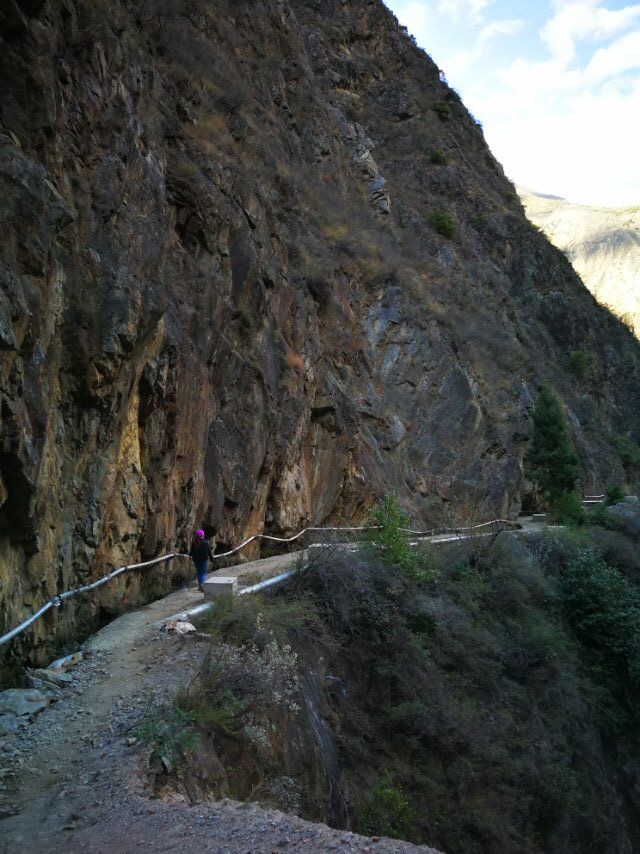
[285,350,305,373]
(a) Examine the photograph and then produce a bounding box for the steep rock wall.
[1,0,640,673]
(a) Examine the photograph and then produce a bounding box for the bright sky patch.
[384,1,640,207]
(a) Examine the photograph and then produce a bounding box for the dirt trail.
[0,585,434,853]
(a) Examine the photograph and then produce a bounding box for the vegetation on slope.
[146,499,640,852]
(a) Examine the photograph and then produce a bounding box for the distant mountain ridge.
[518,187,640,336]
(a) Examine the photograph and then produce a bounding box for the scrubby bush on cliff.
[569,349,587,381]
[559,548,640,688]
[586,502,618,529]
[605,484,626,506]
[525,384,580,518]
[433,100,451,121]
[429,147,448,165]
[615,435,640,471]
[135,702,196,772]
[365,494,436,581]
[428,208,456,239]
[178,507,640,852]
[360,770,415,842]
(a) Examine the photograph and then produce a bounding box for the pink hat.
[196,529,205,538]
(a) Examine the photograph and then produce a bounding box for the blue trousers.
[194,560,208,586]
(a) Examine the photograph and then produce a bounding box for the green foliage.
[429,147,448,165]
[196,504,640,852]
[606,484,626,506]
[552,491,586,526]
[360,771,415,841]
[525,385,579,506]
[568,350,587,382]
[428,208,456,239]
[135,703,196,771]
[559,548,640,685]
[177,685,242,736]
[433,100,450,121]
[586,503,618,529]
[452,563,490,611]
[202,591,318,650]
[366,495,436,582]
[470,212,487,231]
[615,435,640,470]
[535,765,580,830]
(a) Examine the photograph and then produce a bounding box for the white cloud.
[584,29,640,81]
[478,18,525,45]
[386,0,640,205]
[446,18,525,76]
[469,0,640,205]
[482,78,640,206]
[541,0,640,62]
[437,0,494,23]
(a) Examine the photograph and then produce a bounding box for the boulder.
[0,688,50,717]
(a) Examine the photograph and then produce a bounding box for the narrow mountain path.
[0,582,435,853]
[1,527,553,851]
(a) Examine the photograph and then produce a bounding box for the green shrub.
[605,484,626,506]
[535,764,579,830]
[135,703,196,771]
[470,212,487,231]
[201,590,318,650]
[615,436,640,470]
[552,491,586,526]
[523,610,570,665]
[569,350,587,381]
[433,101,450,121]
[586,503,618,529]
[177,684,242,736]
[453,563,490,610]
[366,495,436,582]
[428,209,456,239]
[559,548,640,685]
[360,770,415,841]
[429,147,448,165]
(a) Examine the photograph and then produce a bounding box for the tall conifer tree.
[525,385,579,505]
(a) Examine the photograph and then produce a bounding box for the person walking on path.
[189,529,214,592]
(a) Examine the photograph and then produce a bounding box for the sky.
[383,0,640,207]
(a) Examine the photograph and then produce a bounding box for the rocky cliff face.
[519,187,640,337]
[2,0,640,674]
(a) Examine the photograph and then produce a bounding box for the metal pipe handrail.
[0,518,520,648]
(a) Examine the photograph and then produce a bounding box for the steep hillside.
[159,506,640,852]
[519,188,640,337]
[1,0,640,672]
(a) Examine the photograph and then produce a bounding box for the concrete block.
[203,576,238,600]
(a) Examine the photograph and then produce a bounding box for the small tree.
[525,385,580,511]
[365,495,433,581]
[605,484,625,506]
[569,350,587,382]
[428,209,456,239]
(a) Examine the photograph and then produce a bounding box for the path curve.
[0,585,437,853]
